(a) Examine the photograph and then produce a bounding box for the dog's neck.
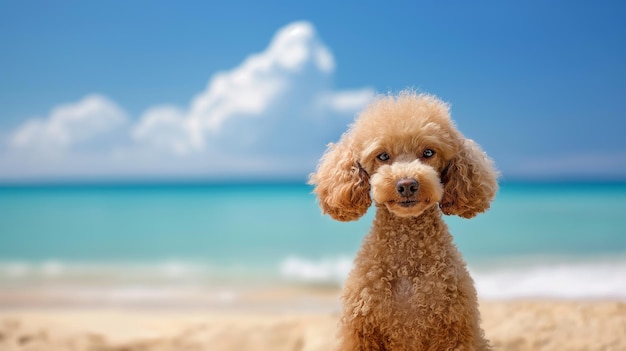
[368,204,456,265]
[371,203,447,241]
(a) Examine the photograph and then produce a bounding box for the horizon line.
[0,175,624,188]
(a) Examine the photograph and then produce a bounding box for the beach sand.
[0,293,624,351]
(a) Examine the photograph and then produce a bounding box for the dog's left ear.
[440,138,499,218]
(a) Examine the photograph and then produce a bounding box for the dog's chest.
[392,276,414,302]
[386,241,453,307]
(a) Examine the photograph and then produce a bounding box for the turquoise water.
[448,182,626,261]
[0,181,625,300]
[0,183,366,264]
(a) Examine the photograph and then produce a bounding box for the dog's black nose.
[396,178,419,197]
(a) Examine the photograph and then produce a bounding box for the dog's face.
[310,91,498,222]
[352,95,459,217]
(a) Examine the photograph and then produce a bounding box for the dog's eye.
[422,149,435,158]
[377,152,390,161]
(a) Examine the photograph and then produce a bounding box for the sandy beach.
[0,296,624,351]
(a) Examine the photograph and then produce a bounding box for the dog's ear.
[309,137,371,222]
[440,139,499,218]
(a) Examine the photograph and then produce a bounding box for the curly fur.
[309,90,498,350]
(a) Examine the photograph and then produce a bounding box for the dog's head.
[309,91,498,221]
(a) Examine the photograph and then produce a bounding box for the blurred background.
[0,0,624,310]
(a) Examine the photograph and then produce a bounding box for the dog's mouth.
[396,199,418,208]
[383,196,436,218]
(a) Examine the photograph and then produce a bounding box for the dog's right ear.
[308,137,371,222]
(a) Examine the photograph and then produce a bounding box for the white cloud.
[9,94,128,153]
[1,21,374,180]
[133,21,372,157]
[131,105,191,155]
[319,88,376,113]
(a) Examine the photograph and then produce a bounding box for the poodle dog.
[309,91,498,350]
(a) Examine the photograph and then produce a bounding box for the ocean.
[0,181,625,308]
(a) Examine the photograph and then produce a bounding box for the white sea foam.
[278,255,626,300]
[41,260,65,277]
[1,262,31,277]
[2,256,625,300]
[0,260,213,283]
[279,256,352,285]
[473,257,626,300]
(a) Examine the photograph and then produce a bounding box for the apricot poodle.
[310,91,498,350]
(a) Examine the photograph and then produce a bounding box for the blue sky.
[0,0,624,181]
